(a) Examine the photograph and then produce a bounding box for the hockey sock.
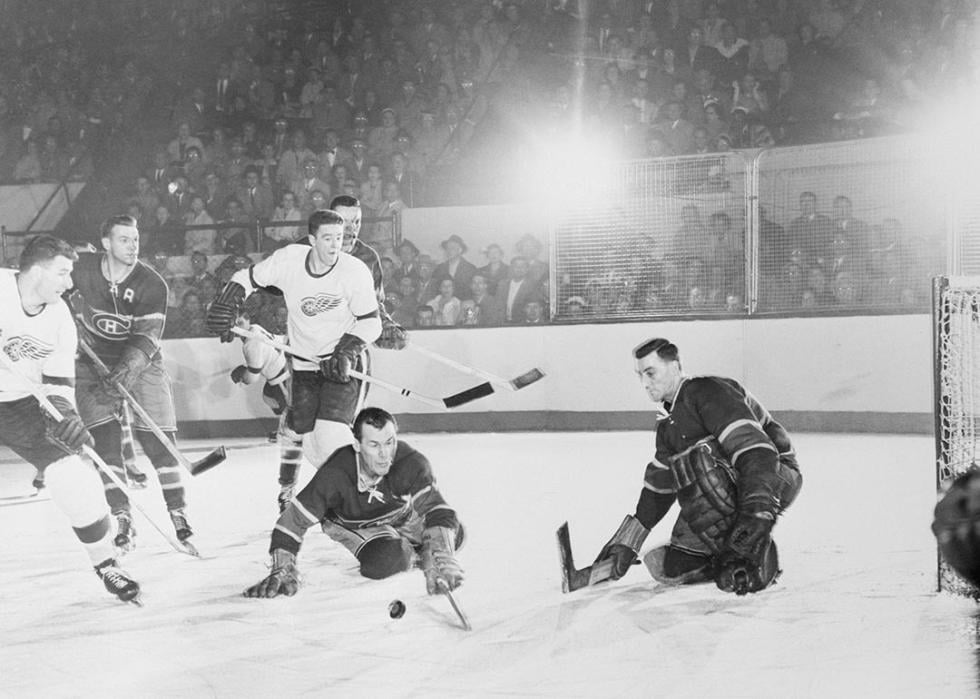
[278,428,304,487]
[136,429,186,510]
[304,420,354,469]
[45,455,115,566]
[90,422,129,513]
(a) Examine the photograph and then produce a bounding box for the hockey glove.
[320,333,366,383]
[375,319,408,350]
[593,514,650,581]
[103,344,152,399]
[243,549,299,598]
[230,365,250,384]
[714,539,780,595]
[44,395,94,454]
[723,512,774,565]
[421,526,464,594]
[206,281,247,342]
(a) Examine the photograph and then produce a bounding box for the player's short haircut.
[20,234,77,271]
[353,407,397,440]
[329,194,360,210]
[100,214,138,239]
[307,208,345,237]
[633,337,679,362]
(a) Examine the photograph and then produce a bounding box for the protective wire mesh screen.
[934,277,980,596]
[756,138,945,313]
[553,154,749,320]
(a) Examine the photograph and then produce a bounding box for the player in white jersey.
[0,234,139,603]
[207,209,382,490]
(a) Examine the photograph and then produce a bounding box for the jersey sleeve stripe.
[355,309,380,320]
[42,375,74,387]
[718,418,762,443]
[730,443,778,464]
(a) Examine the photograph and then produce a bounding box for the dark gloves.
[45,395,94,454]
[320,333,366,383]
[103,345,151,398]
[205,281,247,342]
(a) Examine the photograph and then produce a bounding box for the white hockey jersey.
[0,268,77,403]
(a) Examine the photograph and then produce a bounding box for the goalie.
[591,337,802,595]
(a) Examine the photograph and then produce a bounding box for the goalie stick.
[0,351,198,557]
[404,343,545,392]
[77,339,227,476]
[556,521,616,593]
[231,327,494,410]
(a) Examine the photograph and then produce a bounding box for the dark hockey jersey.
[639,376,798,521]
[271,440,458,554]
[69,253,168,364]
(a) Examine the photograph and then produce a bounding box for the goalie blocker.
[568,337,802,595]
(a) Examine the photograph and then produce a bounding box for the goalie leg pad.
[643,545,713,585]
[933,470,980,587]
[669,441,737,554]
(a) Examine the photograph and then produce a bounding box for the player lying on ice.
[591,337,803,595]
[243,407,464,598]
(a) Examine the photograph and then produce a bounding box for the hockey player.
[0,234,139,602]
[206,209,382,483]
[591,337,802,595]
[70,215,193,553]
[243,407,464,597]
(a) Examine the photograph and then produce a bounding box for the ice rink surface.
[1,430,979,699]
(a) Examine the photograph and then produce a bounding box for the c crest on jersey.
[91,312,132,338]
[2,334,53,362]
[299,293,343,317]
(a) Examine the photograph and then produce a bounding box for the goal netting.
[934,276,980,595]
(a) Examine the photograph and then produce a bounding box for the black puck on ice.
[388,599,406,619]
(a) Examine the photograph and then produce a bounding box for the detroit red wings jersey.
[270,441,458,554]
[241,323,287,380]
[70,253,168,364]
[245,244,378,371]
[0,268,77,403]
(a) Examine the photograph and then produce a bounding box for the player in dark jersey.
[590,337,803,595]
[0,234,139,602]
[243,406,464,597]
[70,215,193,554]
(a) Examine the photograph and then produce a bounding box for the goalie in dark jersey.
[70,215,193,554]
[243,407,465,598]
[591,337,803,595]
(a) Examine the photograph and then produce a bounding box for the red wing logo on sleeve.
[2,335,54,362]
[299,293,343,317]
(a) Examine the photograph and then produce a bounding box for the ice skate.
[113,511,136,554]
[31,470,45,492]
[169,508,199,556]
[94,558,141,605]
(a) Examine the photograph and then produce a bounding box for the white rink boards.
[0,431,978,699]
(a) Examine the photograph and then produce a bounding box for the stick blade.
[509,368,545,390]
[190,446,227,476]
[557,521,592,593]
[442,381,495,409]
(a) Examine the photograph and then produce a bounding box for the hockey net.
[934,276,980,595]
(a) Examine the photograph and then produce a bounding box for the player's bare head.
[633,338,682,403]
[100,214,140,265]
[353,407,397,441]
[308,208,344,238]
[307,209,345,267]
[329,194,362,252]
[19,234,77,273]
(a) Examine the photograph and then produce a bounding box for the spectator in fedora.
[394,238,422,283]
[433,233,477,302]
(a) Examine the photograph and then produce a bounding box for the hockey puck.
[388,599,406,619]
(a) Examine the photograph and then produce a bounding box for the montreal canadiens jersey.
[242,244,379,371]
[0,268,77,403]
[70,253,168,364]
[270,441,458,554]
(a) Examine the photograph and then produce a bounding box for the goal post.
[933,276,980,595]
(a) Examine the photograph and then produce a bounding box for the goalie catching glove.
[421,526,464,594]
[320,333,366,383]
[205,281,247,342]
[44,395,94,454]
[593,514,650,581]
[243,549,299,598]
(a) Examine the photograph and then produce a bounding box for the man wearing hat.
[344,137,370,183]
[394,238,422,283]
[433,234,478,302]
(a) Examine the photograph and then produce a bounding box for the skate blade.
[180,540,202,557]
[127,596,144,607]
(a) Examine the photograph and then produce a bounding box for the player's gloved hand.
[375,320,408,350]
[206,281,247,342]
[44,396,94,454]
[593,514,649,580]
[230,365,249,384]
[723,512,774,565]
[320,333,366,383]
[103,345,152,398]
[243,549,299,598]
[421,526,464,594]
[714,540,780,595]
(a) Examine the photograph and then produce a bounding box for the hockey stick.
[441,584,472,631]
[77,339,227,476]
[556,521,615,593]
[0,354,195,557]
[231,327,494,410]
[405,343,545,392]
